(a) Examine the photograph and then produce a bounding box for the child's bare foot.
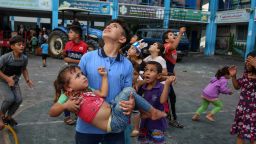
[192,114,200,121]
[131,130,139,137]
[206,113,215,122]
[140,112,151,119]
[151,109,167,120]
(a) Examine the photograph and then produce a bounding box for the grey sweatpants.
[0,81,22,116]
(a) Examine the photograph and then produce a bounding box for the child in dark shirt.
[0,36,33,129]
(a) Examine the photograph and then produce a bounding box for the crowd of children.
[0,19,255,144]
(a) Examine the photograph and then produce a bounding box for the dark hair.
[162,30,172,44]
[246,51,256,74]
[155,42,164,56]
[247,51,256,58]
[9,35,24,45]
[146,61,162,74]
[215,66,230,79]
[106,19,131,47]
[53,65,80,102]
[69,25,82,38]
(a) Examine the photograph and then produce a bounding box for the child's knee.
[122,87,135,95]
[5,96,16,104]
[16,99,23,105]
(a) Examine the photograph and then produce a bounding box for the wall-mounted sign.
[170,8,209,23]
[59,0,111,15]
[216,9,250,23]
[119,4,164,19]
[0,0,52,11]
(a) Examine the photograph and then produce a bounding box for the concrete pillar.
[37,17,41,28]
[112,0,118,19]
[205,0,218,56]
[64,20,67,27]
[52,0,59,30]
[10,16,15,31]
[245,0,256,58]
[163,0,171,29]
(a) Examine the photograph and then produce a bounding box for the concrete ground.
[0,53,245,144]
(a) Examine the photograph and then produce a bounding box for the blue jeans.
[110,87,152,133]
[75,131,125,144]
[166,60,175,74]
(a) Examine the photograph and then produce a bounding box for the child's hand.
[179,27,186,34]
[119,92,135,115]
[166,76,176,85]
[64,98,80,113]
[98,67,107,76]
[229,66,237,77]
[26,80,33,88]
[6,75,15,87]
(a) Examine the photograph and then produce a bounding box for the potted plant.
[227,33,235,55]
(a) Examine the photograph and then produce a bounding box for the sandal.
[3,117,18,126]
[64,117,75,125]
[192,114,200,121]
[206,113,215,122]
[169,120,184,128]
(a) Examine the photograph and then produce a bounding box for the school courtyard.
[0,53,245,144]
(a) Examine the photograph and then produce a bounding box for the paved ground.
[0,53,245,144]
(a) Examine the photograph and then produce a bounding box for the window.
[236,25,248,41]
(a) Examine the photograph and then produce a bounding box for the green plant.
[228,33,235,52]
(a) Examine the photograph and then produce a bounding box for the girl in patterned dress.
[230,51,256,144]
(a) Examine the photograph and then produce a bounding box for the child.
[143,42,168,76]
[230,51,256,144]
[49,65,170,133]
[0,35,33,127]
[40,38,49,67]
[192,66,232,122]
[138,61,174,144]
[62,25,88,125]
[127,41,147,73]
[162,27,186,128]
[63,25,88,65]
[130,61,142,137]
[30,33,38,54]
[121,34,140,56]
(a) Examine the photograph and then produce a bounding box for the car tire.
[48,30,68,58]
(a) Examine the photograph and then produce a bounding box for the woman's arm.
[231,76,240,90]
[229,66,240,90]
